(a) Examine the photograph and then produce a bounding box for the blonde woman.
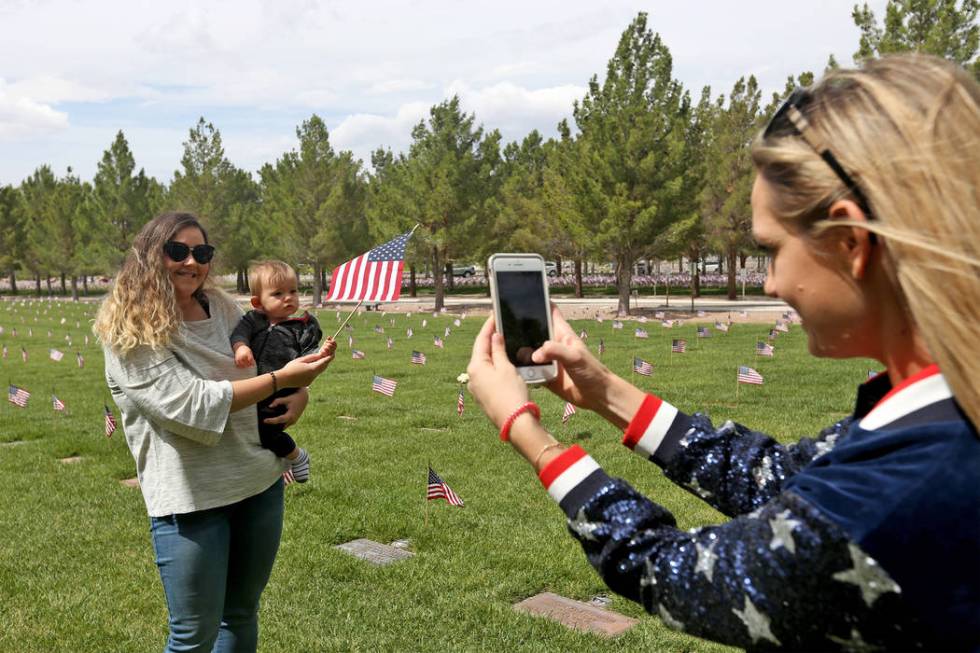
[467,54,979,650]
[94,212,333,652]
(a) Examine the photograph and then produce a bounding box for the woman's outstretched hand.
[466,315,529,430]
[531,305,614,412]
[279,351,333,388]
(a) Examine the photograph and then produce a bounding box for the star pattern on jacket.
[832,543,901,607]
[732,595,781,646]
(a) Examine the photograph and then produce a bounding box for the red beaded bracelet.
[499,401,541,442]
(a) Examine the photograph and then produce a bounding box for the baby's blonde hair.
[249,260,298,297]
[752,54,980,428]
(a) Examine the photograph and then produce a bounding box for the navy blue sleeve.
[556,469,920,650]
[230,311,260,346]
[624,394,852,517]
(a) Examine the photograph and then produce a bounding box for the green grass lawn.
[0,300,875,652]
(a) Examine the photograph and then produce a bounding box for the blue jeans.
[150,479,284,653]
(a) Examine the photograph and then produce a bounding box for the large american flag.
[427,467,464,506]
[738,366,765,385]
[633,357,653,376]
[410,350,427,365]
[671,339,687,353]
[324,231,414,302]
[104,405,117,437]
[562,401,577,423]
[372,375,397,396]
[8,384,30,407]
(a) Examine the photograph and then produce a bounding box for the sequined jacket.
[229,310,322,376]
[539,365,980,651]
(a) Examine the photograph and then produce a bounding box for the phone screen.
[495,270,550,367]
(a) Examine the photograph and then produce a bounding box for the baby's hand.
[320,337,337,364]
[235,346,256,368]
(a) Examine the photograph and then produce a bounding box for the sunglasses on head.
[764,88,876,242]
[163,241,216,264]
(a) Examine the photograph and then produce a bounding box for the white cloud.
[0,79,69,140]
[368,79,434,95]
[447,81,584,135]
[331,101,430,163]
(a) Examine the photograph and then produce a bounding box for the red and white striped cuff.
[622,393,678,458]
[538,445,600,504]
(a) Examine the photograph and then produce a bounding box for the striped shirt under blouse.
[538,365,979,651]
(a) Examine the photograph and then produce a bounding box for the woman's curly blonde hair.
[93,212,213,355]
[752,54,980,429]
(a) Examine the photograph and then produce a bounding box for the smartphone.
[488,253,558,384]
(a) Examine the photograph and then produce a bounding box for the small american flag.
[697,310,706,317]
[453,318,461,327]
[697,326,711,338]
[372,375,397,396]
[348,334,354,348]
[661,319,674,328]
[579,329,588,340]
[60,317,66,324]
[427,467,464,506]
[457,388,464,416]
[444,326,451,338]
[324,230,414,302]
[714,321,729,333]
[386,337,394,350]
[775,321,789,333]
[433,336,444,349]
[49,348,64,362]
[421,319,427,328]
[374,325,384,334]
[654,311,665,319]
[633,357,653,376]
[595,315,604,323]
[76,352,84,368]
[634,328,648,339]
[671,339,687,353]
[8,384,30,407]
[867,369,878,379]
[21,347,27,362]
[104,405,117,437]
[562,401,576,423]
[52,394,66,411]
[411,350,427,365]
[1,344,6,359]
[756,341,774,357]
[738,366,765,385]
[612,320,623,330]
[406,327,414,338]
[84,335,89,346]
[638,316,648,323]
[352,349,366,360]
[598,338,605,356]
[768,328,778,340]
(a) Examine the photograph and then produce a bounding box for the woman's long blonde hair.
[752,53,980,428]
[94,212,214,355]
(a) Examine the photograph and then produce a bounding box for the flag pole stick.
[424,461,430,528]
[331,300,365,340]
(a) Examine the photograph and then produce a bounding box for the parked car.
[452,264,476,277]
[546,261,558,277]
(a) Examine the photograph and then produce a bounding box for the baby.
[231,260,336,483]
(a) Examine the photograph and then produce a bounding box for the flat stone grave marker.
[119,477,140,488]
[336,415,357,421]
[0,440,26,447]
[335,538,414,565]
[59,456,83,464]
[513,592,637,638]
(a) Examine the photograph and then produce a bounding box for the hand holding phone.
[488,253,558,384]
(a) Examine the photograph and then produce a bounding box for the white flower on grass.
[456,373,469,384]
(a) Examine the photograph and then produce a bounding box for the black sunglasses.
[163,241,215,264]
[764,88,876,241]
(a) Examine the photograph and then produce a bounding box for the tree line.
[0,2,976,313]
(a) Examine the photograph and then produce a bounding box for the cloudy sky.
[0,0,886,185]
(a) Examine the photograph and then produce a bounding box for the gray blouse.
[104,290,286,517]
